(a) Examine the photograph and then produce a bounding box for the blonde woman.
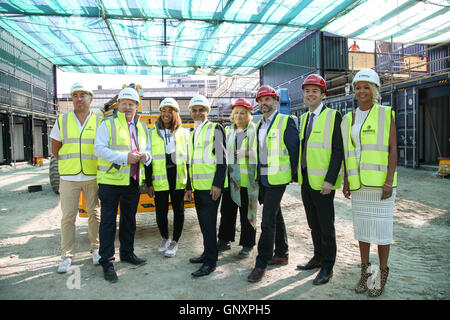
[341,69,397,297]
[217,98,258,258]
[145,98,189,258]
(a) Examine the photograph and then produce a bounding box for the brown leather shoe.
[267,256,289,266]
[247,268,266,282]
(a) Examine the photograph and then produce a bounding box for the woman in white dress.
[341,69,397,297]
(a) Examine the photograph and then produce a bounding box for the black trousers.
[154,166,185,242]
[218,188,256,248]
[255,184,288,269]
[98,178,140,269]
[301,168,337,271]
[193,189,221,267]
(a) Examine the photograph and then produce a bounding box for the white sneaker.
[57,257,72,273]
[158,238,171,254]
[164,241,178,258]
[92,249,100,265]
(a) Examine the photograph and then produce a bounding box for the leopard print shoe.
[355,263,371,294]
[368,267,389,297]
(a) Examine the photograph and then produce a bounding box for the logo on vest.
[85,126,93,131]
[362,124,376,135]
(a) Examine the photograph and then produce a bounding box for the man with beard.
[247,85,299,282]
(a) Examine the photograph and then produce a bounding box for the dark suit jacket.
[300,106,343,185]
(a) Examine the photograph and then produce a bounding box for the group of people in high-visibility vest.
[51,68,397,297]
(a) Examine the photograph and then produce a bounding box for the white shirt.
[258,111,277,150]
[308,103,324,130]
[193,119,209,145]
[50,111,95,182]
[351,107,371,165]
[94,118,152,167]
[158,128,176,154]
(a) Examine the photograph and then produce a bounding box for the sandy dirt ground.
[0,161,448,300]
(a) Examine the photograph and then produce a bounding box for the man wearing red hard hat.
[247,85,299,283]
[296,74,344,285]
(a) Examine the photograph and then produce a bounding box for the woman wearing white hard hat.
[341,68,397,297]
[145,98,189,258]
[94,86,151,282]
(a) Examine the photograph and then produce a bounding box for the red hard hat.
[232,98,253,114]
[256,85,279,101]
[302,74,327,94]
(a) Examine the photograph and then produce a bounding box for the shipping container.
[261,31,350,107]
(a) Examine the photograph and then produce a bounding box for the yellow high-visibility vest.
[341,104,397,190]
[298,107,342,190]
[224,122,258,188]
[97,112,148,186]
[150,126,188,191]
[258,113,291,185]
[57,112,102,175]
[189,121,218,191]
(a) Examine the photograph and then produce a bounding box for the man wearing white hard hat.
[50,82,102,274]
[94,86,151,282]
[145,97,190,258]
[187,94,227,277]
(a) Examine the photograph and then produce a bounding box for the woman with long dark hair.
[145,98,189,258]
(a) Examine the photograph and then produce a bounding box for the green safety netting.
[0,0,448,76]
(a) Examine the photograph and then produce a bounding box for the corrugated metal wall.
[261,31,349,107]
[419,95,450,164]
[261,32,320,107]
[322,35,348,71]
[429,44,450,74]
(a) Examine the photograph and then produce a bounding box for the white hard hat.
[352,69,381,87]
[70,82,93,97]
[118,87,140,104]
[189,94,210,111]
[159,97,180,112]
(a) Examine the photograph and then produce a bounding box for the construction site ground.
[0,161,448,300]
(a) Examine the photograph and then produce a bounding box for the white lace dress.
[350,108,396,245]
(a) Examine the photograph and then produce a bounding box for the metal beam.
[97,0,127,66]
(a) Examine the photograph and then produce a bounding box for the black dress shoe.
[192,264,216,277]
[238,247,253,258]
[297,257,321,270]
[103,266,118,283]
[217,239,231,252]
[189,256,205,264]
[120,254,147,266]
[247,267,266,283]
[313,268,333,285]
